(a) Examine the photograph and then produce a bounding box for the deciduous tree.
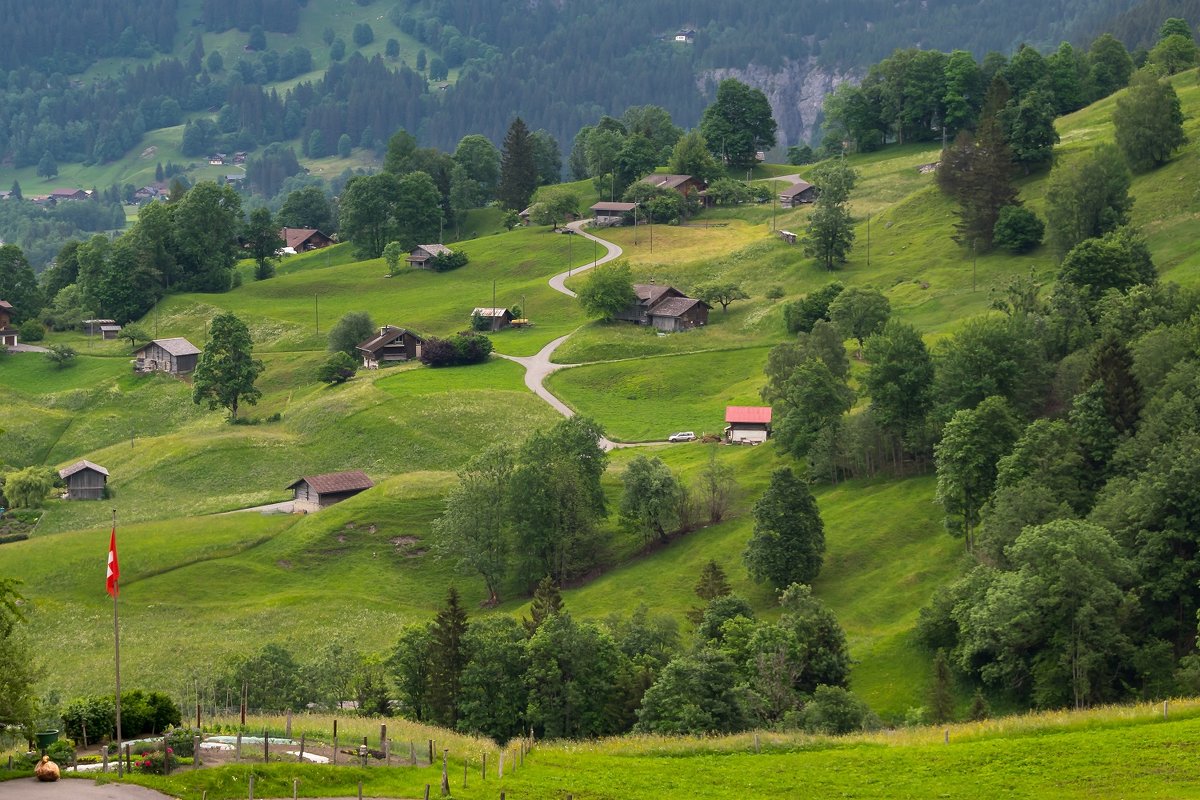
[695,282,748,313]
[700,78,778,170]
[1044,143,1132,256]
[744,468,825,589]
[243,207,282,281]
[192,312,263,420]
[829,286,890,357]
[577,261,635,321]
[1113,70,1187,173]
[620,455,682,545]
[327,311,375,356]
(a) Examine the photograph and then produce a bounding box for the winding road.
[497,218,637,450]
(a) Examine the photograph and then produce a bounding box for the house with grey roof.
[133,337,201,375]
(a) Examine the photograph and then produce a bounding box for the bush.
[420,332,493,367]
[63,691,179,741]
[0,532,29,545]
[801,685,879,735]
[18,320,44,341]
[427,250,469,272]
[993,205,1045,253]
[44,343,77,369]
[318,352,358,384]
[45,739,75,762]
[766,286,785,300]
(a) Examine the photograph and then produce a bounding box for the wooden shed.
[407,244,452,269]
[779,181,817,207]
[647,296,710,332]
[58,460,109,500]
[133,337,201,375]
[471,307,514,331]
[590,202,637,226]
[287,471,374,513]
[724,406,773,444]
[357,325,424,369]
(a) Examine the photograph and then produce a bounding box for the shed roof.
[59,460,109,479]
[472,307,511,318]
[591,202,637,212]
[100,325,122,332]
[649,297,708,318]
[640,174,694,190]
[779,180,815,198]
[280,228,330,250]
[725,406,773,424]
[0,300,12,310]
[357,325,421,354]
[287,470,374,495]
[632,283,681,307]
[138,337,201,357]
[413,244,452,256]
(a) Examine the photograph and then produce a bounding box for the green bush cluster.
[62,690,180,741]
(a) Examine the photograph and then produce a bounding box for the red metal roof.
[725,406,773,424]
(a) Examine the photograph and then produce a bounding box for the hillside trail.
[498,217,644,451]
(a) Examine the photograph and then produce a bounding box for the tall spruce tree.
[497,117,537,211]
[523,576,564,636]
[427,587,469,727]
[937,78,1018,251]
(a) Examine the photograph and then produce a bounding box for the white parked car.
[667,431,697,443]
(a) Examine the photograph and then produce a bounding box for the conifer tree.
[497,117,537,211]
[929,649,955,723]
[694,560,732,602]
[427,587,469,727]
[523,576,564,636]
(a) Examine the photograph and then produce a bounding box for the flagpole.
[111,509,123,778]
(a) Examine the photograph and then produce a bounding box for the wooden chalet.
[614,283,681,323]
[279,227,333,253]
[471,307,513,331]
[779,180,817,207]
[0,300,17,347]
[647,296,710,332]
[58,460,108,500]
[48,188,88,202]
[287,470,374,513]
[639,174,705,198]
[725,406,773,444]
[590,202,637,226]
[134,337,201,375]
[407,244,453,268]
[357,325,424,369]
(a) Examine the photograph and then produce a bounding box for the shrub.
[993,205,1044,253]
[470,312,490,332]
[0,533,29,545]
[318,352,358,384]
[63,691,180,741]
[420,332,493,367]
[419,337,459,367]
[44,343,77,369]
[766,286,785,300]
[427,250,469,272]
[18,320,44,341]
[801,685,879,735]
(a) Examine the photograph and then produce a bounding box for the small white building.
[724,406,773,444]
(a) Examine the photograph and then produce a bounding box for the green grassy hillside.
[5,70,1200,726]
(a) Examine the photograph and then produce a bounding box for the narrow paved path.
[216,500,294,515]
[0,779,173,799]
[498,218,646,450]
[5,343,49,353]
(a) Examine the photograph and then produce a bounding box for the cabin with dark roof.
[471,307,513,331]
[639,174,706,198]
[725,406,773,444]
[357,325,424,369]
[614,283,686,324]
[279,228,333,253]
[648,296,710,332]
[779,180,817,207]
[133,337,201,375]
[58,460,109,500]
[287,470,374,513]
[590,201,637,226]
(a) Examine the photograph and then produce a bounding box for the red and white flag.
[106,527,119,597]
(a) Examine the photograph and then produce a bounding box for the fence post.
[264,730,269,763]
[357,780,363,800]
[82,718,88,749]
[380,723,387,748]
[248,772,255,800]
[235,732,242,763]
[1164,700,1170,720]
[482,752,486,781]
[101,745,108,773]
[299,734,305,763]
[428,739,433,765]
[359,744,368,768]
[499,750,504,779]
[944,729,949,744]
[286,709,292,739]
[754,733,760,754]
[197,702,202,731]
[463,761,468,789]
[125,743,131,774]
[441,749,450,797]
[410,741,416,766]
[293,778,298,800]
[163,741,171,776]
[384,737,390,766]
[423,785,430,800]
[333,718,338,766]
[193,736,201,770]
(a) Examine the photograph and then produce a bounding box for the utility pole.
[866,214,870,267]
[314,294,319,334]
[971,241,977,292]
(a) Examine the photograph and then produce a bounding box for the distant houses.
[590,202,637,226]
[133,337,201,375]
[674,28,696,44]
[639,173,705,199]
[779,180,817,207]
[357,325,424,369]
[58,460,108,501]
[725,406,773,444]
[49,188,89,202]
[83,319,117,335]
[614,284,710,332]
[279,227,334,253]
[287,470,374,513]
[471,307,514,331]
[406,244,453,269]
[0,300,17,347]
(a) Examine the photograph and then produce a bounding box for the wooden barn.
[287,471,374,513]
[725,406,773,444]
[647,296,710,332]
[471,307,514,331]
[779,180,817,207]
[590,202,637,226]
[639,173,706,199]
[406,244,453,268]
[357,325,424,369]
[58,460,108,500]
[133,338,201,375]
[279,228,333,253]
[0,300,16,347]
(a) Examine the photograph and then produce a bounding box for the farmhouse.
[0,300,17,347]
[357,325,424,368]
[471,307,513,331]
[49,188,89,202]
[590,201,637,226]
[779,180,817,207]
[647,296,710,332]
[640,173,705,198]
[58,460,108,500]
[406,243,452,268]
[279,227,333,253]
[133,337,201,375]
[287,470,374,513]
[725,406,773,444]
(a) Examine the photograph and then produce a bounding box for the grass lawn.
[547,347,771,441]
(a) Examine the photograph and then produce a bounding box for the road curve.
[498,219,641,450]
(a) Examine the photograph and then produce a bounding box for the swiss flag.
[106,528,119,597]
